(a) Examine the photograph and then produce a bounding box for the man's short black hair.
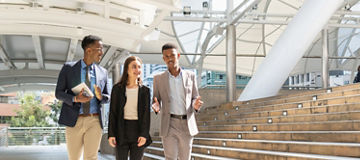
[81,35,102,50]
[162,43,178,53]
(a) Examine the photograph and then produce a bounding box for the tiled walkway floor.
[0,145,115,160]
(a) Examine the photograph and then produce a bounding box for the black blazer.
[55,60,110,128]
[108,84,152,147]
[354,72,360,83]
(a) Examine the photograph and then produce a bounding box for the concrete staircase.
[144,84,360,159]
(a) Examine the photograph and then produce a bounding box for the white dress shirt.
[168,70,186,115]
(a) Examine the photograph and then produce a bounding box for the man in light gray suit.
[152,43,204,160]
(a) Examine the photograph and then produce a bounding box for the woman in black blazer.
[108,56,152,160]
[354,65,360,83]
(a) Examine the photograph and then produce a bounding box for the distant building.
[0,93,19,127]
[200,71,251,88]
[288,70,351,89]
[0,92,54,127]
[142,64,168,89]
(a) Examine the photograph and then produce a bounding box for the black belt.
[79,113,99,117]
[170,114,187,120]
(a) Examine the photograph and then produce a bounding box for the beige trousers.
[162,118,193,160]
[65,115,102,160]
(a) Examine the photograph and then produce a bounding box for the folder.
[71,83,94,97]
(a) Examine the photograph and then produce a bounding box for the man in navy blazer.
[55,35,110,160]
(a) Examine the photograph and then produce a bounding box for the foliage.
[48,100,62,126]
[9,93,51,127]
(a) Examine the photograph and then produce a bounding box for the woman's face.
[127,59,142,80]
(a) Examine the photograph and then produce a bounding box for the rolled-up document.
[71,83,94,97]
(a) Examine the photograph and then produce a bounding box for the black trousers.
[116,120,145,160]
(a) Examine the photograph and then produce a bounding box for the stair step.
[234,85,360,107]
[202,94,360,115]
[148,141,359,160]
[145,146,239,160]
[192,137,360,157]
[198,110,360,126]
[144,153,165,160]
[197,131,360,143]
[238,84,360,105]
[198,102,360,121]
[198,120,360,131]
[191,144,360,160]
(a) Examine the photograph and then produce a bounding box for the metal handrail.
[200,84,323,90]
[0,127,66,147]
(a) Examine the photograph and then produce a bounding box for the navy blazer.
[108,84,152,147]
[55,60,110,128]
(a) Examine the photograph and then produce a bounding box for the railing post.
[55,127,58,145]
[5,127,8,147]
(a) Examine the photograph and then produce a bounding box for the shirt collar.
[81,59,94,70]
[167,68,183,79]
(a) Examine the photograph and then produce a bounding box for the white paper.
[71,83,94,97]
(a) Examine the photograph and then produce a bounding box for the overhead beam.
[0,83,56,94]
[0,77,57,86]
[12,59,64,64]
[0,8,144,38]
[0,45,16,69]
[229,0,261,25]
[131,52,360,59]
[104,0,110,19]
[130,0,180,10]
[32,35,44,69]
[165,10,360,28]
[131,10,169,51]
[0,23,137,52]
[165,17,227,22]
[0,69,59,78]
[64,0,141,17]
[0,35,16,69]
[0,69,59,88]
[100,46,118,67]
[107,50,130,72]
[166,17,360,28]
[66,38,78,62]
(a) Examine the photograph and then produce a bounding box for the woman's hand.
[108,137,116,148]
[137,136,146,147]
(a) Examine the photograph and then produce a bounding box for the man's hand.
[94,84,102,100]
[152,97,160,113]
[108,137,116,148]
[194,96,203,111]
[137,136,146,147]
[74,88,92,103]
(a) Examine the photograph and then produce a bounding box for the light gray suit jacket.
[153,70,200,137]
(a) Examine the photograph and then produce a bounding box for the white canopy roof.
[0,0,359,93]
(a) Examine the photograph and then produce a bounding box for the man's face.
[162,48,180,69]
[86,40,104,63]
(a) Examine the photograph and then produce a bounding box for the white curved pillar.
[322,29,329,88]
[226,24,237,102]
[238,0,343,101]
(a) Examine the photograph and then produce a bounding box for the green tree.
[48,100,62,126]
[10,93,51,127]
[47,100,64,145]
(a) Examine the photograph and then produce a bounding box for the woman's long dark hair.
[118,56,143,87]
